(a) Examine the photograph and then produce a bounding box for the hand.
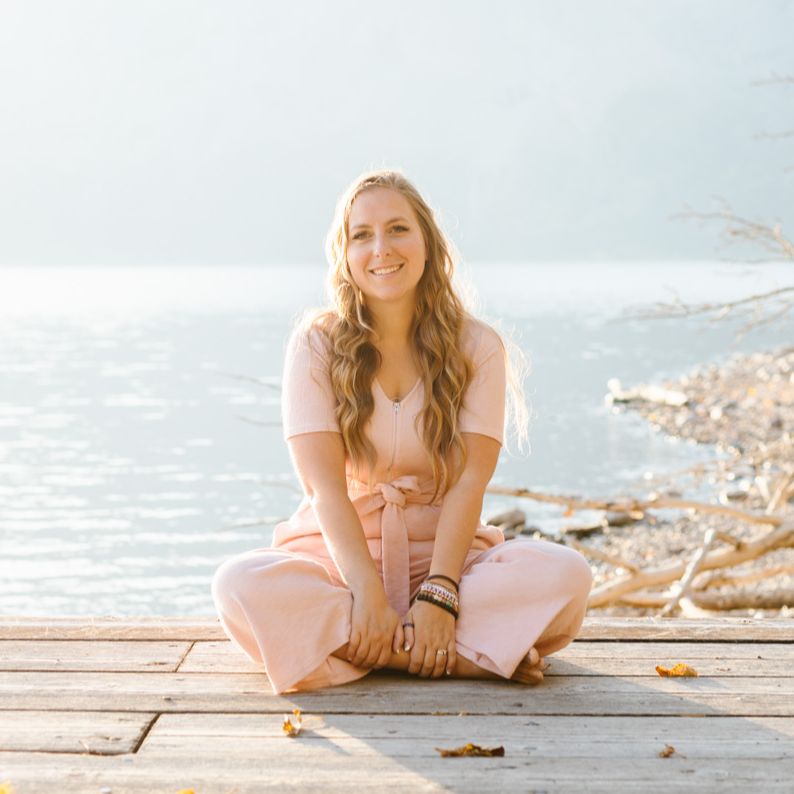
[403,599,457,679]
[347,580,402,670]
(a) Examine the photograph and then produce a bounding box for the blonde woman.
[212,170,592,694]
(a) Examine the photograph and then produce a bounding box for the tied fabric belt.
[361,475,438,617]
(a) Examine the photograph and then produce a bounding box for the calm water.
[0,262,790,616]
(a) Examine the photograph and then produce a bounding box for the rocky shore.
[498,345,794,617]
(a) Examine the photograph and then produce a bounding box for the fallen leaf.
[435,743,505,757]
[282,708,303,737]
[655,663,698,677]
[658,744,676,758]
[176,790,196,794]
[562,507,575,518]
[0,782,14,794]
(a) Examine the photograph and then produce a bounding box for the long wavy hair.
[296,169,529,501]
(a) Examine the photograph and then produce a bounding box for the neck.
[369,302,415,349]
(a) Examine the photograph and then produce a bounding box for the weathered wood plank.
[0,751,792,793]
[2,671,793,716]
[0,710,156,754]
[2,615,793,641]
[141,713,794,758]
[180,639,794,677]
[0,641,190,672]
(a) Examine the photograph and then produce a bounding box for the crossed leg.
[330,643,547,684]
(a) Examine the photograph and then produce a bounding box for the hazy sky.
[1,0,792,266]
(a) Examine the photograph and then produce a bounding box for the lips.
[370,263,404,275]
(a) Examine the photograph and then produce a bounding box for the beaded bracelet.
[417,581,459,618]
[420,582,459,609]
[416,591,459,619]
[427,573,460,592]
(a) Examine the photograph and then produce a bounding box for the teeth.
[371,264,402,275]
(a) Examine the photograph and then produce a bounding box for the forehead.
[348,187,417,228]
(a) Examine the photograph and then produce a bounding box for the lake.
[0,261,790,616]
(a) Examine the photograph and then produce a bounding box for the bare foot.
[510,647,547,685]
[331,642,546,684]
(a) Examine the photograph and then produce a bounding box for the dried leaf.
[655,663,698,677]
[658,744,676,758]
[282,707,303,737]
[0,782,14,794]
[562,506,575,518]
[176,790,196,794]
[435,742,505,757]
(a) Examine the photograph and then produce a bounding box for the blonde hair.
[297,169,529,500]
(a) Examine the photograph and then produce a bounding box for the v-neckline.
[374,377,421,404]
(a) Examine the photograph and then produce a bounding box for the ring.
[436,649,448,656]
[403,622,415,629]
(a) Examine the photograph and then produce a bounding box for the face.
[345,187,427,310]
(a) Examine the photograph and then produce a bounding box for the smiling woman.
[211,169,593,695]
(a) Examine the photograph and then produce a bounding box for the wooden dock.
[1,616,793,792]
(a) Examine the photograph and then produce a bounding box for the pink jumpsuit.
[212,318,592,694]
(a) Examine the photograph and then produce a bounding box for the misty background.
[1,0,793,268]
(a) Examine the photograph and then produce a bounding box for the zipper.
[387,400,400,470]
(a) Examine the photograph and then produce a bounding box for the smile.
[370,263,404,276]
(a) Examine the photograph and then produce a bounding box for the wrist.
[347,568,384,598]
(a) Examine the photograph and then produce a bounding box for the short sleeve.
[281,326,341,441]
[457,322,506,445]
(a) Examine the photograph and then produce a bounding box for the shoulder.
[285,313,334,366]
[460,316,505,363]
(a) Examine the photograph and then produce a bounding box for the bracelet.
[419,581,459,608]
[427,573,460,592]
[416,592,459,619]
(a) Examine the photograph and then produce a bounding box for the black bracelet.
[416,592,459,619]
[427,573,459,592]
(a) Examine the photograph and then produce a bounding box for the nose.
[372,232,393,259]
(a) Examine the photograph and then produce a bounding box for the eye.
[351,231,368,240]
[392,225,408,232]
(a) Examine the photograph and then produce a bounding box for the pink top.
[273,317,507,616]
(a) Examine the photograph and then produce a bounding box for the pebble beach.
[584,344,794,616]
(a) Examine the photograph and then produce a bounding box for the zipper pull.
[394,401,401,413]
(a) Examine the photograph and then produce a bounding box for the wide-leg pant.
[211,538,593,694]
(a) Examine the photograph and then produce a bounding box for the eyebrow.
[349,216,410,232]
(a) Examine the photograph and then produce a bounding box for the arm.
[287,431,404,668]
[287,431,380,594]
[427,432,501,583]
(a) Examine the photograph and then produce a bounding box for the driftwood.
[660,529,718,616]
[606,378,688,407]
[485,485,784,528]
[617,587,794,611]
[588,521,794,608]
[694,563,794,591]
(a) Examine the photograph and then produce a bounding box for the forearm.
[428,476,485,582]
[310,489,382,594]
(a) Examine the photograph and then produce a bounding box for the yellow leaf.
[656,663,698,677]
[0,782,15,794]
[435,742,505,757]
[176,790,196,794]
[282,708,303,737]
[658,744,676,758]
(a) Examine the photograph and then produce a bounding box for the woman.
[212,169,592,695]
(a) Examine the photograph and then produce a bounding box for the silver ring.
[436,649,448,656]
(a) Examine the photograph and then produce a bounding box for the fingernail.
[404,643,410,651]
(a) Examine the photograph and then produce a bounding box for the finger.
[528,647,540,667]
[351,638,371,668]
[408,642,424,675]
[403,621,415,653]
[374,642,391,670]
[420,646,437,678]
[445,642,457,677]
[393,622,405,655]
[363,642,382,669]
[431,647,448,679]
[346,632,361,663]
